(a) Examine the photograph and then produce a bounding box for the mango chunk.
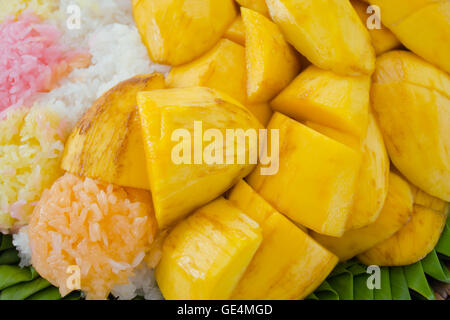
[266,0,375,76]
[228,181,338,299]
[358,188,449,266]
[166,39,247,104]
[371,51,450,201]
[224,16,246,46]
[236,0,270,16]
[132,0,237,66]
[368,0,450,73]
[247,112,362,237]
[155,197,262,300]
[312,172,413,261]
[245,102,273,127]
[351,0,401,55]
[241,7,301,103]
[347,113,390,229]
[271,66,370,140]
[137,87,262,229]
[61,74,165,190]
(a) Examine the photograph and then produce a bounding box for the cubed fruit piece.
[132,0,237,66]
[224,16,246,45]
[236,0,270,16]
[351,0,401,55]
[241,7,301,103]
[245,102,273,127]
[155,197,262,300]
[358,188,449,266]
[371,51,450,201]
[61,74,165,190]
[137,87,262,229]
[247,112,362,237]
[166,39,247,104]
[228,181,338,299]
[368,0,450,73]
[312,172,413,261]
[271,65,370,140]
[266,0,375,76]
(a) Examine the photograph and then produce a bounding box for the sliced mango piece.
[236,0,270,16]
[245,102,273,127]
[155,197,262,300]
[247,112,362,237]
[228,180,338,299]
[312,172,413,261]
[358,188,449,266]
[61,74,165,190]
[241,7,301,103]
[132,0,237,66]
[137,87,262,229]
[224,16,246,45]
[351,0,401,55]
[266,0,375,76]
[368,0,450,73]
[371,51,450,201]
[166,39,247,104]
[347,113,390,229]
[271,66,370,139]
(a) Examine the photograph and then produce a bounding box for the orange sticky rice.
[28,173,157,300]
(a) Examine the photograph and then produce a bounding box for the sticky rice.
[28,173,158,300]
[0,106,65,232]
[0,0,58,22]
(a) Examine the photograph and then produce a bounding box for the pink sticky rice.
[0,13,90,112]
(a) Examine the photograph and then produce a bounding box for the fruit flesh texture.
[137,87,262,229]
[368,0,450,73]
[155,197,262,300]
[241,7,301,103]
[248,112,362,237]
[371,51,450,202]
[61,74,165,190]
[228,180,338,299]
[351,0,401,55]
[271,65,371,140]
[311,172,413,261]
[132,0,237,66]
[224,16,246,46]
[358,188,449,266]
[265,0,375,76]
[236,0,270,16]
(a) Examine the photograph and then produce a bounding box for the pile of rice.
[0,0,58,22]
[0,13,90,112]
[28,173,159,300]
[0,106,65,232]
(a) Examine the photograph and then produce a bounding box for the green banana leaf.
[0,215,448,300]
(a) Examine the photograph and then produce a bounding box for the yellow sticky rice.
[0,0,58,22]
[0,107,65,231]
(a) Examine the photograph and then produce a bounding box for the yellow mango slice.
[368,0,450,73]
[224,16,246,46]
[247,112,362,237]
[371,51,450,201]
[137,87,262,229]
[245,102,273,127]
[311,172,413,261]
[266,0,375,76]
[166,39,247,104]
[132,0,237,66]
[228,180,338,299]
[236,0,270,16]
[347,113,390,229]
[241,7,301,103]
[271,66,371,139]
[351,0,401,55]
[61,74,165,190]
[155,197,262,300]
[358,188,449,266]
